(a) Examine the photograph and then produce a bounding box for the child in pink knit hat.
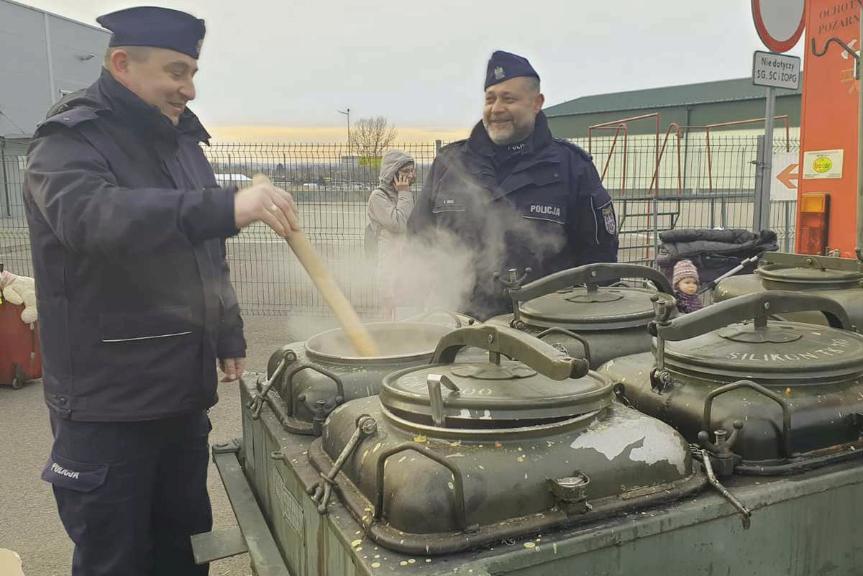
[672,259,703,314]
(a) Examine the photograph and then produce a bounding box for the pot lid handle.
[651,291,854,342]
[432,325,590,380]
[508,263,673,304]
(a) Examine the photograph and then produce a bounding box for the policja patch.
[530,204,562,218]
[601,202,617,235]
[41,455,108,492]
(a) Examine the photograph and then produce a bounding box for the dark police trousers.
[42,410,212,576]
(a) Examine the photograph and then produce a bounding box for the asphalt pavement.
[0,314,335,576]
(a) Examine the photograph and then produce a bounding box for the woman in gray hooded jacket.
[366,149,416,319]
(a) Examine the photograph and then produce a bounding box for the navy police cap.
[97,6,206,59]
[485,50,540,90]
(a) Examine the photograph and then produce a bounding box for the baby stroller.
[657,228,779,298]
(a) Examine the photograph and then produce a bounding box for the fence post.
[709,196,715,229]
[435,139,442,155]
[752,135,766,233]
[1,136,11,218]
[652,195,659,265]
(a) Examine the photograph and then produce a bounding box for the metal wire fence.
[1,139,30,278]
[583,134,798,263]
[1,135,797,315]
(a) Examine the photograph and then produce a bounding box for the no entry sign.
[751,0,806,53]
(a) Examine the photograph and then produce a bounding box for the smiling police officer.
[24,7,299,575]
[408,51,618,320]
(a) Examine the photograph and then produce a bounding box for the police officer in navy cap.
[25,6,300,575]
[408,50,618,320]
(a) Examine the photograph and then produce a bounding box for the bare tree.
[350,116,398,165]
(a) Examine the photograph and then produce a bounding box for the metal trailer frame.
[195,377,863,576]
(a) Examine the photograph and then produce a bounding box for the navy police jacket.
[408,112,619,320]
[24,69,245,421]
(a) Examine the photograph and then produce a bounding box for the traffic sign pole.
[751,50,798,234]
[750,0,804,236]
[755,86,776,233]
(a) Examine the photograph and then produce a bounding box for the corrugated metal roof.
[544,76,802,118]
[1,0,108,33]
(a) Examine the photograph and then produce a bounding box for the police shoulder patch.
[600,202,617,235]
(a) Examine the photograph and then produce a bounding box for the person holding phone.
[366,150,416,319]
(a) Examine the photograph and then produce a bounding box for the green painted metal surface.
[263,322,455,435]
[543,76,802,139]
[190,527,248,564]
[485,264,676,368]
[544,77,801,119]
[213,446,291,576]
[234,378,863,576]
[715,253,863,330]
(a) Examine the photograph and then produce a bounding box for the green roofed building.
[544,76,801,138]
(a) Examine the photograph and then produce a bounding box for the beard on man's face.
[484,116,535,146]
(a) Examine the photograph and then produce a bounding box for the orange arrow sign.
[777,163,799,189]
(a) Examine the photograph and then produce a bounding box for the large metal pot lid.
[381,362,611,424]
[519,287,674,329]
[663,321,863,382]
[506,263,676,330]
[757,252,863,289]
[757,265,863,288]
[653,291,863,383]
[380,325,611,426]
[304,322,452,363]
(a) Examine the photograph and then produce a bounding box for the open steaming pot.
[256,319,459,435]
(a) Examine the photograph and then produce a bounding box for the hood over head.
[378,149,415,190]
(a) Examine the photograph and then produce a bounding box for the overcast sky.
[16,0,806,136]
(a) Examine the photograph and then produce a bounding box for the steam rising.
[402,150,569,319]
[398,229,476,313]
[277,153,572,338]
